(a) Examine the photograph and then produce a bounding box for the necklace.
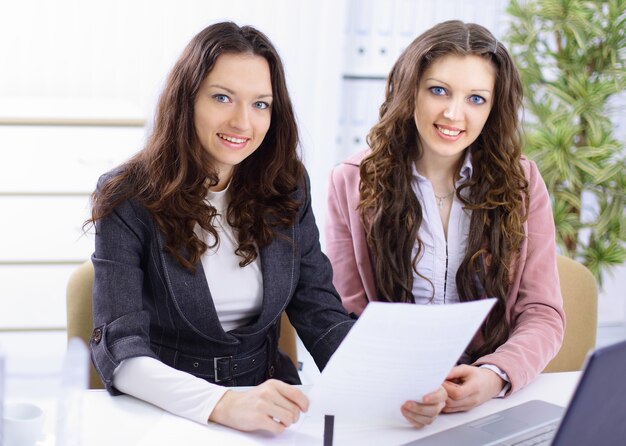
[434,191,454,209]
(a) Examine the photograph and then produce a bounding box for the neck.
[415,156,459,185]
[415,152,465,197]
[209,169,233,192]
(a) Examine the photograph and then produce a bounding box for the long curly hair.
[89,22,302,270]
[359,20,528,359]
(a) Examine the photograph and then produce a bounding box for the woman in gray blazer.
[88,22,446,433]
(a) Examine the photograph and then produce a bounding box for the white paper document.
[306,299,496,424]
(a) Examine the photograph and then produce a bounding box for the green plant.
[505,0,626,286]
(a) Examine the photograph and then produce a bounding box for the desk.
[32,372,580,445]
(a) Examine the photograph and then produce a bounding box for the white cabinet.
[0,124,143,330]
[0,126,145,193]
[0,265,74,329]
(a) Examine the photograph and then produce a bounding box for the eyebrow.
[424,78,492,94]
[207,83,273,99]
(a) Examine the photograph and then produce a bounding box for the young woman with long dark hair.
[326,20,565,414]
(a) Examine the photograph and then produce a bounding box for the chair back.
[543,255,598,372]
[66,260,103,389]
[66,261,299,389]
[278,313,298,368]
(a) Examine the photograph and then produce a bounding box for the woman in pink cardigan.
[326,20,565,422]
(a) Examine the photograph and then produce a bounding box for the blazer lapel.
[234,225,296,335]
[156,231,237,344]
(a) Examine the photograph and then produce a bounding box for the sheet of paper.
[305,299,496,424]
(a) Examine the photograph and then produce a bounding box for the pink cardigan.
[325,150,565,394]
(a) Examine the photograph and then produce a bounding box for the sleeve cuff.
[479,364,511,398]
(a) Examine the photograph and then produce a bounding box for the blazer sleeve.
[90,195,160,393]
[285,169,355,371]
[474,159,565,393]
[325,163,370,315]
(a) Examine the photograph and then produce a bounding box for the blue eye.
[213,94,230,103]
[469,95,486,105]
[429,86,447,96]
[253,101,270,110]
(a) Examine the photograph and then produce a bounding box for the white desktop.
[13,372,579,446]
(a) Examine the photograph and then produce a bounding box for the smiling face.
[414,54,496,164]
[193,52,273,190]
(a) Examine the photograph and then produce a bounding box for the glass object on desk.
[55,338,89,446]
[1,345,5,445]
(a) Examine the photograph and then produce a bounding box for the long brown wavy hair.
[360,20,528,359]
[89,22,302,270]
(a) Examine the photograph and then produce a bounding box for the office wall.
[0,0,347,334]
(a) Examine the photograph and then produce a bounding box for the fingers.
[445,364,472,385]
[442,393,478,413]
[445,364,468,381]
[442,379,467,401]
[442,379,476,412]
[267,379,310,413]
[442,367,496,413]
[422,386,447,405]
[401,386,447,429]
[256,380,308,428]
[401,399,445,428]
[209,381,309,434]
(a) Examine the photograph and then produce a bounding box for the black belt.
[176,346,268,383]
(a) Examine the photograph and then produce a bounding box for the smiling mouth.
[218,133,248,144]
[435,125,463,137]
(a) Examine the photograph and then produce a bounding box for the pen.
[324,414,334,446]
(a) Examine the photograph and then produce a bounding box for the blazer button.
[91,328,103,344]
[268,365,275,377]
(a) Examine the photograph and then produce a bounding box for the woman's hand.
[442,365,506,413]
[209,379,309,434]
[401,386,447,428]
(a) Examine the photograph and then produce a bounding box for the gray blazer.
[90,170,354,394]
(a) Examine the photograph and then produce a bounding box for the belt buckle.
[213,356,233,383]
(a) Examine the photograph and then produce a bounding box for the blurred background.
[1,0,624,385]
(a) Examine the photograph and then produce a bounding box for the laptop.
[404,339,626,445]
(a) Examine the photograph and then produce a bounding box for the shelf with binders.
[336,75,386,159]
[343,0,423,78]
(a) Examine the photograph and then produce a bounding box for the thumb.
[445,364,467,381]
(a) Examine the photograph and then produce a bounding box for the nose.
[443,99,462,121]
[229,103,250,131]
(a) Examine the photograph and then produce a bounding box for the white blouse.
[195,186,263,332]
[410,151,473,304]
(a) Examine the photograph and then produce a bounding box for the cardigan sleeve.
[325,162,370,315]
[473,159,565,393]
[90,194,160,393]
[285,169,355,371]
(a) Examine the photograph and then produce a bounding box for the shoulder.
[343,149,370,167]
[519,155,546,193]
[95,166,127,191]
[95,167,152,227]
[330,149,369,183]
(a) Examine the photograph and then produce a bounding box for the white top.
[195,186,263,332]
[410,152,473,304]
[113,185,264,424]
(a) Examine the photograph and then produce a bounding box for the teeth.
[437,126,461,136]
[218,133,247,144]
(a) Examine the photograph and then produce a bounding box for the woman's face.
[414,54,495,163]
[194,52,273,190]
